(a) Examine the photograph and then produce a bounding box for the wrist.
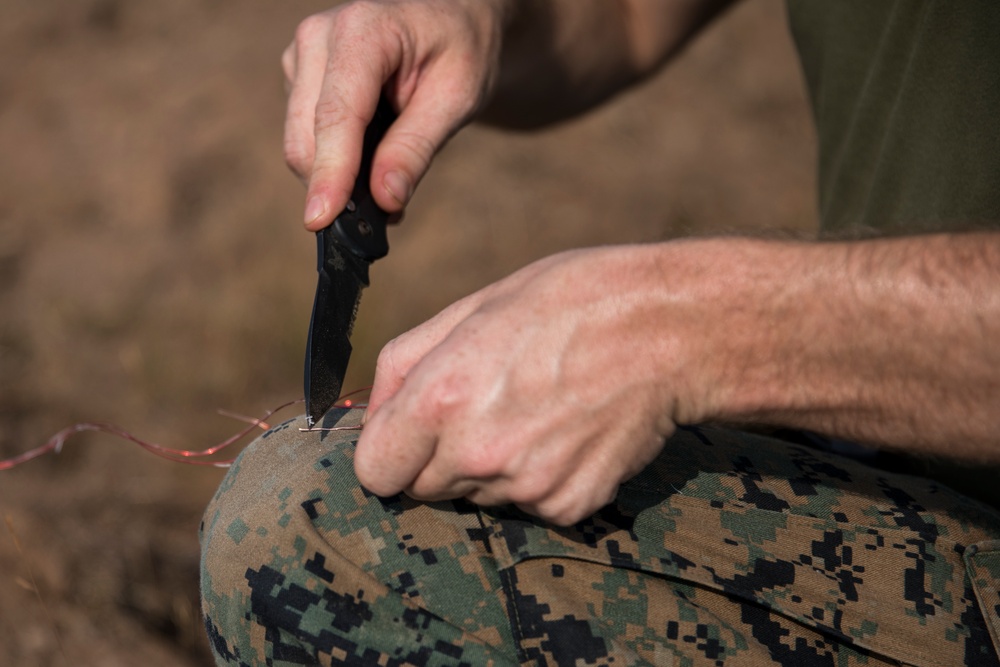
[647,237,834,427]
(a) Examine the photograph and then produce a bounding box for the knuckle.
[281,43,295,81]
[376,336,402,371]
[282,136,312,175]
[333,1,380,31]
[506,479,551,508]
[317,2,384,52]
[354,440,402,498]
[454,445,505,480]
[529,482,609,527]
[294,12,331,45]
[313,91,362,136]
[539,498,584,527]
[353,447,380,492]
[420,373,469,420]
[391,129,436,173]
[405,480,438,502]
[450,76,487,118]
[374,336,409,385]
[468,488,503,508]
[353,458,373,489]
[602,483,620,508]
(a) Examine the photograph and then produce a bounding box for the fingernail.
[360,408,368,426]
[384,171,412,207]
[304,195,327,227]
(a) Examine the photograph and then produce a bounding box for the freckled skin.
[355,236,1000,525]
[282,0,1000,524]
[200,2,1000,664]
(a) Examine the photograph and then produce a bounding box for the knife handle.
[329,95,397,261]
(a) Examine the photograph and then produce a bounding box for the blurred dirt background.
[0,0,817,664]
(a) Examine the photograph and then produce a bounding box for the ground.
[0,1,816,664]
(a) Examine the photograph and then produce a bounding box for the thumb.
[304,77,469,230]
[371,68,482,217]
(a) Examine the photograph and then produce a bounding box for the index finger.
[304,16,400,230]
[354,386,438,498]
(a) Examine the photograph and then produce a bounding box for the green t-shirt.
[785,1,1000,506]
[787,0,1000,236]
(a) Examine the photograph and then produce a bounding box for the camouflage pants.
[200,408,1000,666]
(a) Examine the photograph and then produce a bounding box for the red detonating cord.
[0,388,370,471]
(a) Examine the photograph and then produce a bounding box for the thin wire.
[0,399,302,471]
[0,388,373,472]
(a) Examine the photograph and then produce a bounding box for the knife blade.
[304,96,397,428]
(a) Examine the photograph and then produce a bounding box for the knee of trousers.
[198,409,368,664]
[198,408,517,666]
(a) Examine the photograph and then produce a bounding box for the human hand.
[354,244,720,526]
[282,0,510,230]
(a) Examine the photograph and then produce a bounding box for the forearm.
[482,0,736,128]
[356,232,997,523]
[674,233,1000,460]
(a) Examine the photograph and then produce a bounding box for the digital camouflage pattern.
[200,408,1000,666]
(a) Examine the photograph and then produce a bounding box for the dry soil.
[0,1,816,664]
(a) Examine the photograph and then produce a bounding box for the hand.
[354,245,717,526]
[282,0,509,230]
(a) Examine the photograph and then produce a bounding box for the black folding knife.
[304,96,396,427]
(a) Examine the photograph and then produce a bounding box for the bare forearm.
[482,0,736,128]
[677,233,1000,460]
[357,232,998,524]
